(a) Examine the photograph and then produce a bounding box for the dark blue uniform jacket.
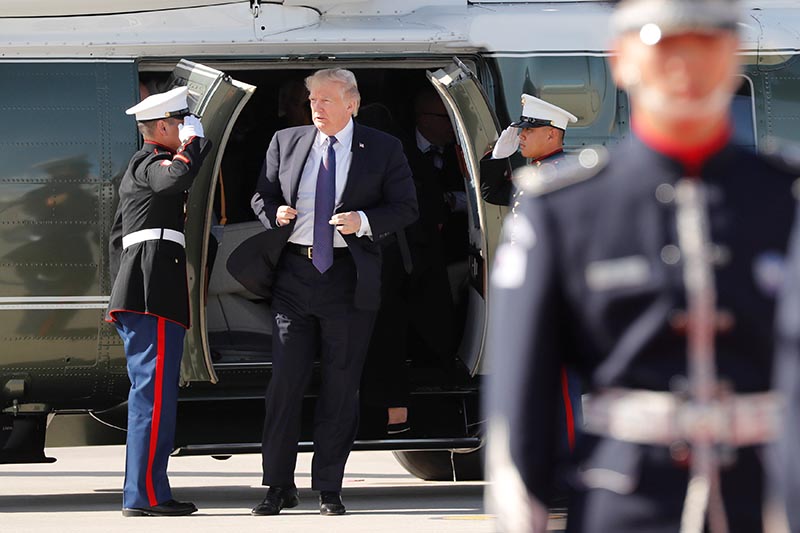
[107,137,212,328]
[486,135,798,507]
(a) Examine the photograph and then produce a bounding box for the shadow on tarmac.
[0,482,485,515]
[0,471,407,479]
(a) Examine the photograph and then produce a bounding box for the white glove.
[492,126,520,159]
[178,115,204,142]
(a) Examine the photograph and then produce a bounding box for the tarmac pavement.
[0,446,566,532]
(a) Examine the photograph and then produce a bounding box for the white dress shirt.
[415,128,444,170]
[415,128,468,213]
[289,118,372,246]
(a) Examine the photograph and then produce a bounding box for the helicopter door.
[427,57,509,376]
[165,60,255,384]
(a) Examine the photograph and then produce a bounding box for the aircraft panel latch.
[250,0,261,18]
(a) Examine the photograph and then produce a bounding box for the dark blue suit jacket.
[253,122,418,310]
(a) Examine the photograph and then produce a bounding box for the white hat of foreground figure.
[125,86,190,122]
[611,0,741,44]
[510,94,578,132]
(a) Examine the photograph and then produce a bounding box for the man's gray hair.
[305,68,361,117]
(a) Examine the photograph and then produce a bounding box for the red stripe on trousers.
[560,366,576,452]
[145,317,166,506]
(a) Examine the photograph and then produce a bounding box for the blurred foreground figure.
[773,110,800,533]
[485,0,798,531]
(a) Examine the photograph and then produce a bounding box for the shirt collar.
[531,148,564,164]
[416,128,438,154]
[144,140,175,153]
[632,118,731,177]
[315,118,354,150]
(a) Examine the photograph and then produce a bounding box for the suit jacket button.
[655,183,675,204]
[669,310,688,334]
[661,245,681,265]
[175,258,179,264]
[716,309,735,333]
[670,441,691,466]
[710,244,731,267]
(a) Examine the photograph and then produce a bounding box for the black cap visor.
[138,108,191,123]
[510,117,562,130]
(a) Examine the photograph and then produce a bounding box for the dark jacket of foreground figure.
[486,137,798,531]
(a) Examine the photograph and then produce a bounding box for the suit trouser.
[262,252,376,491]
[114,311,186,509]
[406,247,456,366]
[362,242,410,411]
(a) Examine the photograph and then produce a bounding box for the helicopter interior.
[140,64,478,383]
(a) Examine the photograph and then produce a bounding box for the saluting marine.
[484,93,585,487]
[106,86,211,517]
[773,134,800,532]
[481,94,578,206]
[485,0,797,531]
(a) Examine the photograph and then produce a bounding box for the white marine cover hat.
[610,0,742,40]
[510,94,578,131]
[125,86,190,122]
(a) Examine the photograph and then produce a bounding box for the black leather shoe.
[251,486,300,516]
[319,491,346,515]
[122,499,198,517]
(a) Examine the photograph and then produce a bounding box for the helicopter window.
[730,76,756,150]
[492,55,624,147]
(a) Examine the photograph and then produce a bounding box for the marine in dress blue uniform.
[773,147,800,531]
[484,95,584,464]
[485,1,796,531]
[481,94,578,207]
[106,86,212,517]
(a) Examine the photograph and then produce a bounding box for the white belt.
[122,228,185,249]
[583,388,782,447]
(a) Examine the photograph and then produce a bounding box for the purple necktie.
[313,136,337,273]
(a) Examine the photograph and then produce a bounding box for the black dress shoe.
[251,486,300,516]
[122,499,198,517]
[319,491,346,515]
